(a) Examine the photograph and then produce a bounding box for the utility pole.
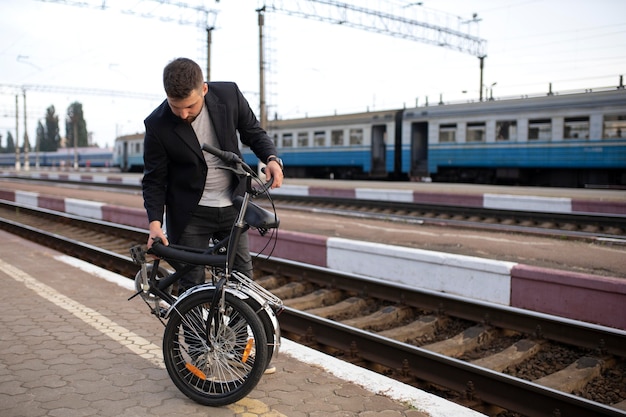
[206,26,214,82]
[257,7,267,130]
[15,94,20,170]
[479,55,485,101]
[23,89,30,171]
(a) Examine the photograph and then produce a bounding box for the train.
[0,147,114,169]
[110,87,626,187]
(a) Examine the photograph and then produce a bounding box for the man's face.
[167,84,208,123]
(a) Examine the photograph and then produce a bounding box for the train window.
[564,117,589,139]
[496,120,517,141]
[282,133,293,147]
[439,124,456,142]
[331,130,344,146]
[466,122,486,142]
[298,132,309,147]
[528,119,551,141]
[313,131,325,147]
[603,115,626,138]
[349,128,363,145]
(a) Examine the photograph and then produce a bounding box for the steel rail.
[255,257,626,357]
[278,307,626,417]
[270,195,626,238]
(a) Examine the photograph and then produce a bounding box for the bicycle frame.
[129,144,282,359]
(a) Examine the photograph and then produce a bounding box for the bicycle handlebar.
[148,238,227,266]
[201,143,243,165]
[201,143,275,192]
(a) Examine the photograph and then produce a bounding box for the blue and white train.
[0,147,114,168]
[113,133,144,172]
[111,86,626,187]
[243,87,626,187]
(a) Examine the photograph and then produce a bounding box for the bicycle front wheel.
[162,291,269,406]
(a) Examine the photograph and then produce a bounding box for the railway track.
[1,200,625,417]
[4,176,625,242]
[266,195,626,242]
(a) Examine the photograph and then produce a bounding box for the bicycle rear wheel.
[162,291,268,406]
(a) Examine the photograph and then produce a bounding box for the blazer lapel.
[173,121,204,161]
[205,89,227,148]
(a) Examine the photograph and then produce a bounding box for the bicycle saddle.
[233,196,280,230]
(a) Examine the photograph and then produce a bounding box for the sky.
[1,0,625,149]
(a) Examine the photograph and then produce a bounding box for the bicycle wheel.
[243,298,278,368]
[162,290,269,406]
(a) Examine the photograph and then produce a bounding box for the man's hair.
[163,58,204,99]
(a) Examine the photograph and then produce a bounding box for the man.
[142,57,284,290]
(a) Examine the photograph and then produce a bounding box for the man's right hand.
[147,220,169,248]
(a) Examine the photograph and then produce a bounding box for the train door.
[371,124,387,177]
[410,122,428,179]
[122,141,129,172]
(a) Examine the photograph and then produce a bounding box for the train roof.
[266,108,401,130]
[404,88,626,120]
[266,87,626,129]
[115,133,143,142]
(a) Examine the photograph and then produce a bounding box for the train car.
[113,133,144,172]
[242,109,404,180]
[0,147,114,168]
[251,87,626,187]
[404,88,626,187]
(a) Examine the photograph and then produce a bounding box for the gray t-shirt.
[191,104,232,207]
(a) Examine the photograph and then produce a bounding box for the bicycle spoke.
[162,291,268,405]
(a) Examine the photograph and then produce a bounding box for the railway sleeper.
[253,274,288,290]
[378,315,447,343]
[267,280,315,299]
[306,296,370,320]
[283,288,344,310]
[422,325,496,357]
[470,338,544,372]
[533,356,616,394]
[342,305,415,331]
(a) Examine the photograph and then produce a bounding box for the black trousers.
[176,205,252,292]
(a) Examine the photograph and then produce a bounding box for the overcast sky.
[1,0,625,149]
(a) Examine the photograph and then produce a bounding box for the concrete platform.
[0,230,484,417]
[2,169,625,214]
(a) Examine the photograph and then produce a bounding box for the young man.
[142,57,283,290]
[142,58,283,374]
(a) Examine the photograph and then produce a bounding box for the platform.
[0,230,485,417]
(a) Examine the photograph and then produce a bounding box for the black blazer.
[142,81,277,244]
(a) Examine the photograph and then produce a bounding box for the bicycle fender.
[164,283,281,356]
[164,283,254,319]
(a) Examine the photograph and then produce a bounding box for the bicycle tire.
[243,298,277,368]
[162,291,268,406]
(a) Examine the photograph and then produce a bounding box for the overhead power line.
[263,0,487,57]
[0,84,163,101]
[37,0,218,28]
[37,0,219,79]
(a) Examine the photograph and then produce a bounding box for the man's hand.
[265,160,284,188]
[147,220,169,248]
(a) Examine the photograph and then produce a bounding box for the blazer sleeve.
[214,82,277,163]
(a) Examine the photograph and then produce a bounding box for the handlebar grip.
[148,240,227,266]
[201,143,242,164]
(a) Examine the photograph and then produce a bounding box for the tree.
[37,105,61,152]
[5,132,15,153]
[66,102,88,147]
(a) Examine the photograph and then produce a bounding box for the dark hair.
[163,58,204,99]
